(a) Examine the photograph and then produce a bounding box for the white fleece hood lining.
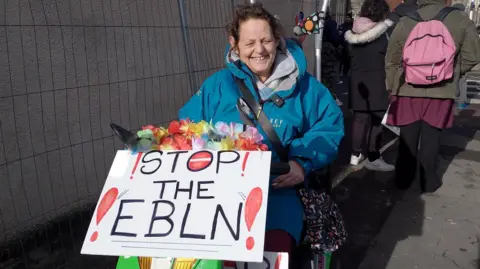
[345,19,393,44]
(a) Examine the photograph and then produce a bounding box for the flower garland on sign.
[134,119,268,152]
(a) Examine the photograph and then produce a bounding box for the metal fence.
[0,0,349,268]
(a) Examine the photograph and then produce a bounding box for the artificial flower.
[137,120,268,152]
[240,126,264,143]
[192,137,207,150]
[172,134,192,150]
[195,121,213,134]
[214,122,243,139]
[179,119,193,135]
[137,129,154,139]
[168,121,182,134]
[142,125,156,131]
[159,137,178,150]
[220,136,235,150]
[152,126,169,143]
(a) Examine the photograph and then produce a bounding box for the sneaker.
[365,158,395,172]
[350,153,364,165]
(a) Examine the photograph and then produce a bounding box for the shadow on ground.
[0,205,117,269]
[330,138,423,269]
[439,108,480,178]
[330,102,480,268]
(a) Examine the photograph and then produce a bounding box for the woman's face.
[230,19,279,82]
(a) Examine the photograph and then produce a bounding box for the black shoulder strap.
[405,11,424,22]
[234,78,289,162]
[432,7,456,22]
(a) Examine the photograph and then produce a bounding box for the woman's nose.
[254,42,267,53]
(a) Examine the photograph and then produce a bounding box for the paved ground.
[331,78,480,269]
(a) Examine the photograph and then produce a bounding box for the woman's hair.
[359,0,389,22]
[226,3,282,46]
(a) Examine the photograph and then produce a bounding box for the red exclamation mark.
[130,152,143,180]
[90,187,119,242]
[244,187,262,250]
[241,152,250,177]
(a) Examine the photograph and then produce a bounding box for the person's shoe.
[365,158,395,172]
[350,153,364,165]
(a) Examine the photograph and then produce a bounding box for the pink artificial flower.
[214,122,231,137]
[192,137,207,150]
[241,126,264,143]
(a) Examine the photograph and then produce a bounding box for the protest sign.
[81,150,272,262]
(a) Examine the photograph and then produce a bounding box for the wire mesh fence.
[0,0,349,268]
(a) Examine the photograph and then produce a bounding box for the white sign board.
[81,150,272,262]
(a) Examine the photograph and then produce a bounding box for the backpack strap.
[234,78,289,162]
[405,11,423,22]
[432,7,456,22]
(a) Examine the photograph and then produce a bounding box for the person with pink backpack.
[385,0,480,193]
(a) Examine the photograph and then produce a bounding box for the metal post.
[177,0,196,93]
[314,0,331,82]
[313,2,332,268]
[476,0,480,24]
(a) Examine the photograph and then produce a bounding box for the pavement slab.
[358,157,480,269]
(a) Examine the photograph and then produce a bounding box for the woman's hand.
[272,160,305,188]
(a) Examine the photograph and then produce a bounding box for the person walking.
[344,0,395,171]
[385,0,480,193]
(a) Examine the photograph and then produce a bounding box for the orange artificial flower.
[173,134,192,150]
[168,121,181,135]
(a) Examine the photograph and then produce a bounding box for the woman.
[179,3,344,257]
[344,0,395,171]
[385,0,480,193]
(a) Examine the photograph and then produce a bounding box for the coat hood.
[393,2,419,16]
[224,38,307,100]
[344,17,393,44]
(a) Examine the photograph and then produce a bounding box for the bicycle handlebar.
[110,123,290,176]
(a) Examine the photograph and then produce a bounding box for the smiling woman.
[178,3,345,267]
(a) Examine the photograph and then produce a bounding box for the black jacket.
[345,18,394,111]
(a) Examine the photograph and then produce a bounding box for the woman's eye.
[263,40,272,44]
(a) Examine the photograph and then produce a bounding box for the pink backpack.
[402,7,457,85]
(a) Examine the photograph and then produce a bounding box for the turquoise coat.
[178,39,344,242]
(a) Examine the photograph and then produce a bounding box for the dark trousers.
[339,57,350,77]
[352,111,385,161]
[395,120,443,192]
[264,230,295,268]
